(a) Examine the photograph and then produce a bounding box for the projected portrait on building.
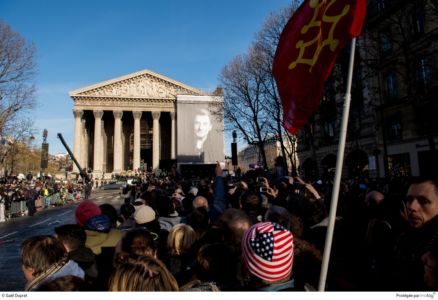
[177,96,224,163]
[193,108,213,155]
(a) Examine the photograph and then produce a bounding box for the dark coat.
[391,215,438,291]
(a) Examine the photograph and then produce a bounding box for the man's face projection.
[194,114,212,139]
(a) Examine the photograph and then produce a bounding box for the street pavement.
[0,188,122,291]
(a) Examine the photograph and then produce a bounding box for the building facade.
[70,69,224,179]
[295,0,438,181]
[237,138,297,174]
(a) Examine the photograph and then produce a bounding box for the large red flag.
[272,0,367,135]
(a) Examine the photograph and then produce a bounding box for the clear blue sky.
[1,0,291,155]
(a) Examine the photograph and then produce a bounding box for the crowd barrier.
[7,200,27,218]
[0,192,78,222]
[45,193,62,207]
[0,203,5,222]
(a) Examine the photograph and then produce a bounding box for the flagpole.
[318,38,357,291]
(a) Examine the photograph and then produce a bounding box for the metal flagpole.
[318,38,357,291]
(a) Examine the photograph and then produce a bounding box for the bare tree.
[219,47,271,169]
[254,3,300,174]
[219,3,303,172]
[0,21,37,137]
[1,119,35,175]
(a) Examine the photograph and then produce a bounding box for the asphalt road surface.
[0,188,122,291]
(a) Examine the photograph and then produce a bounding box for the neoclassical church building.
[70,69,224,178]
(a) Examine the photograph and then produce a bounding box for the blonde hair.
[167,224,196,256]
[109,255,178,291]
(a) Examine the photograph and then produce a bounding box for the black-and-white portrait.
[193,108,213,155]
[177,97,224,163]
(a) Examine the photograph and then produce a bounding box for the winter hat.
[242,222,294,283]
[189,187,198,196]
[75,200,102,226]
[84,214,112,233]
[134,205,156,225]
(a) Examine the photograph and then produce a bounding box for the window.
[348,109,362,139]
[387,117,402,141]
[416,58,432,92]
[388,153,411,177]
[385,72,398,100]
[322,121,335,139]
[411,6,425,36]
[380,31,392,56]
[377,0,386,12]
[319,96,337,141]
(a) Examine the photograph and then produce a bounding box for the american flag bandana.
[242,222,294,282]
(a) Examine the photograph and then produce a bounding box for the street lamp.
[231,130,238,172]
[40,129,49,179]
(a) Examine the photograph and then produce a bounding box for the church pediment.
[69,69,206,99]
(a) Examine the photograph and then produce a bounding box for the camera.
[259,187,268,193]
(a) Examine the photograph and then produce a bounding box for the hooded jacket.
[25,259,85,291]
[85,229,121,255]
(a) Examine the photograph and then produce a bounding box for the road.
[0,188,122,291]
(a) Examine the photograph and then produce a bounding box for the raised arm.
[211,162,226,222]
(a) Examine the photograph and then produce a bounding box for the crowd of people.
[16,164,438,291]
[0,177,87,219]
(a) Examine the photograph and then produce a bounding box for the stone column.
[81,119,88,171]
[121,133,125,171]
[93,110,104,174]
[152,111,161,170]
[133,111,142,172]
[102,121,107,174]
[113,110,123,174]
[73,110,83,173]
[170,111,176,159]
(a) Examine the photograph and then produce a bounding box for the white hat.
[189,187,198,196]
[134,205,156,225]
